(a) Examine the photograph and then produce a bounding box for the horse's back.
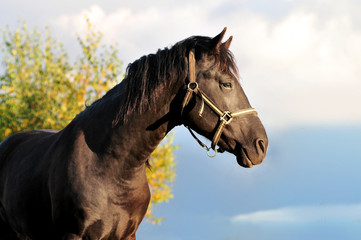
[0,130,59,171]
[0,130,60,239]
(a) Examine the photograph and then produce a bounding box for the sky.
[1,0,361,239]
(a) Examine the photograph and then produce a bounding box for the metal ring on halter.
[206,148,217,158]
[187,127,218,158]
[187,82,198,91]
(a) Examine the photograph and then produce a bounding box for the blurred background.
[1,0,361,239]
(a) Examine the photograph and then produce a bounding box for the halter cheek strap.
[181,51,197,113]
[182,51,257,157]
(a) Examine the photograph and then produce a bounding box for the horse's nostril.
[257,139,265,154]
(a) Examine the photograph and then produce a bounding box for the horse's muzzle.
[236,137,268,168]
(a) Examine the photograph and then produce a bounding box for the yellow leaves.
[60,104,67,112]
[4,128,12,137]
[4,86,14,92]
[101,69,106,78]
[145,134,177,223]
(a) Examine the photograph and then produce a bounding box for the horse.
[0,28,268,239]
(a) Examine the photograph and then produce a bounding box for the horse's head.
[181,28,268,168]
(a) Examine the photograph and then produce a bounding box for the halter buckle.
[220,111,233,124]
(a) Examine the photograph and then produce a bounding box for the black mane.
[82,35,239,126]
[117,42,189,124]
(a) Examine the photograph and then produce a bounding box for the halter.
[181,51,257,157]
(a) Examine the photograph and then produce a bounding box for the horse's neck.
[109,106,172,167]
[75,84,179,174]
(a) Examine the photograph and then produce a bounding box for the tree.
[0,20,176,223]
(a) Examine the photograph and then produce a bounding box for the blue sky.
[1,0,361,239]
[136,126,361,240]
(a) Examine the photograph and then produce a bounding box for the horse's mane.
[83,34,239,126]
[116,42,189,124]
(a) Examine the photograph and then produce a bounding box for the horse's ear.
[223,36,233,50]
[211,27,227,50]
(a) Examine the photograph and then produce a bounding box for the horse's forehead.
[196,54,216,69]
[199,69,238,84]
[197,60,238,83]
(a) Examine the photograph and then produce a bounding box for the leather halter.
[181,51,257,157]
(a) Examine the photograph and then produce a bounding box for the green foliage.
[0,20,176,223]
[0,20,123,135]
[0,23,73,134]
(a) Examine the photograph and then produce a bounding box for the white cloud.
[51,3,216,63]
[50,1,361,128]
[232,203,361,223]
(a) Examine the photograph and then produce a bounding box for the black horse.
[0,28,268,239]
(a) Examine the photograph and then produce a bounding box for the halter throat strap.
[182,51,257,157]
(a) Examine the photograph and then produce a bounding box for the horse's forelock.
[214,45,239,79]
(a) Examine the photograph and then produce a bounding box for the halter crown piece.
[181,51,257,157]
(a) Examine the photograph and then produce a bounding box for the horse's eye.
[221,82,232,89]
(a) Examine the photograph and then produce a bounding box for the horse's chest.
[61,152,151,238]
[80,179,151,239]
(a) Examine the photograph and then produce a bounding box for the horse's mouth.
[236,148,253,168]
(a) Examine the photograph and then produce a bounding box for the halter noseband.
[181,51,257,157]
